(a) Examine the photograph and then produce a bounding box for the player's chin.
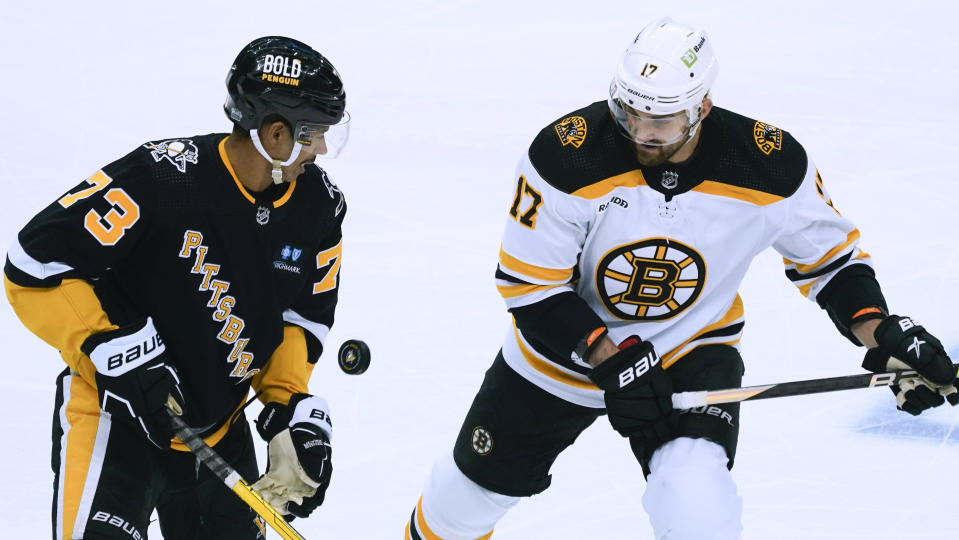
[283,163,308,182]
[634,148,666,166]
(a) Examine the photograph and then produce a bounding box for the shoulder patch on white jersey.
[144,138,199,173]
[753,121,782,155]
[554,116,587,148]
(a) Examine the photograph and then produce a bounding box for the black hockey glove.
[587,336,678,441]
[80,317,184,449]
[254,393,333,519]
[862,315,958,416]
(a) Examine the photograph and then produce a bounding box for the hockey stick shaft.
[671,363,959,409]
[165,397,306,540]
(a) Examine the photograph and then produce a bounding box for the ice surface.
[1,1,956,538]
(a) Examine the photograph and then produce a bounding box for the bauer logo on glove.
[618,348,661,387]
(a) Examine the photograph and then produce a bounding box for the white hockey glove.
[253,393,333,519]
[80,317,185,449]
[862,315,958,415]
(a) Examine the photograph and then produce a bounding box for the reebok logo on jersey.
[144,139,199,173]
[554,116,587,148]
[753,122,782,155]
[598,196,628,212]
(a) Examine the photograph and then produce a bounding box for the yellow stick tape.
[231,478,305,540]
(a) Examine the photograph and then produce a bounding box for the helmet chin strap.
[680,104,706,146]
[250,129,304,184]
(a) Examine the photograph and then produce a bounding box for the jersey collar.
[218,136,297,208]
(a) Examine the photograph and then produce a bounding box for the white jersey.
[495,103,872,408]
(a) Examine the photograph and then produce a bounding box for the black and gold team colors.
[5,133,345,538]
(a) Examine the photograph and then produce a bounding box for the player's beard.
[632,136,688,167]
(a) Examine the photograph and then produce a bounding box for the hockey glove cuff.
[254,394,333,519]
[587,336,677,441]
[81,317,184,449]
[862,315,958,415]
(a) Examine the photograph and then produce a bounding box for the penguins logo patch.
[144,139,199,173]
[554,116,587,148]
[753,122,782,155]
[471,426,493,456]
[596,238,706,321]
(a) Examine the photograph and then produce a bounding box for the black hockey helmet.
[224,36,346,133]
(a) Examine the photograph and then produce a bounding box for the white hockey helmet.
[609,17,718,146]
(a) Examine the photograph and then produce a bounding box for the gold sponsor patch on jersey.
[596,238,706,321]
[554,116,587,148]
[753,121,782,155]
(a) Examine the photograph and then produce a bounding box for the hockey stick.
[164,397,307,540]
[671,363,959,409]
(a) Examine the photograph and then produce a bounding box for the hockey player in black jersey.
[406,17,958,540]
[5,36,350,539]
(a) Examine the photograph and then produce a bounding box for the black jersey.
[5,134,344,433]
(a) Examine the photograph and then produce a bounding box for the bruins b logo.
[554,116,587,148]
[596,238,705,321]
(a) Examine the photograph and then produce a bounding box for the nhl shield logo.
[255,205,270,225]
[554,116,587,148]
[144,139,199,173]
[661,170,679,189]
[753,122,783,155]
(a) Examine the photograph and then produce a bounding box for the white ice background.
[1,1,957,538]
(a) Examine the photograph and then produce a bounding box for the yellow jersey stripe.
[60,375,101,539]
[496,282,563,299]
[783,229,861,274]
[499,246,574,283]
[170,398,247,452]
[219,136,256,204]
[662,295,744,367]
[514,323,598,390]
[571,170,647,199]
[415,496,442,540]
[663,338,742,370]
[691,181,785,206]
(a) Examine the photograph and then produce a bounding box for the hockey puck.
[337,339,371,375]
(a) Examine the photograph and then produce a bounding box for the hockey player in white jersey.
[405,17,958,540]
